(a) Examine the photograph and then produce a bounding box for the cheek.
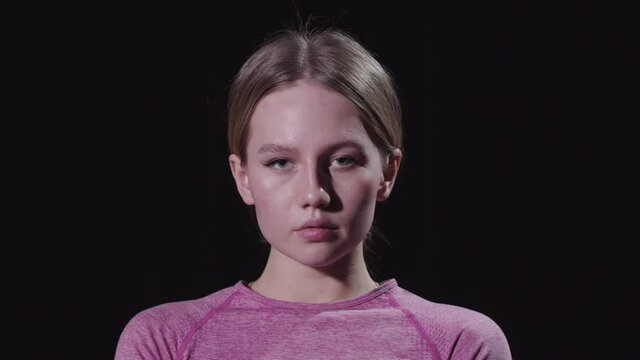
[251,181,278,213]
[252,192,284,241]
[338,180,378,242]
[335,171,380,201]
[248,173,291,231]
[334,174,380,220]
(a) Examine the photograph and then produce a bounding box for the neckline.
[235,278,398,310]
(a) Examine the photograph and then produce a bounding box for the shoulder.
[388,286,512,360]
[114,284,239,360]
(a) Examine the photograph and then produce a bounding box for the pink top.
[115,279,511,359]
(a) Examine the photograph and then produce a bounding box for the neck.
[248,243,378,303]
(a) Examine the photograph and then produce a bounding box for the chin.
[286,244,355,269]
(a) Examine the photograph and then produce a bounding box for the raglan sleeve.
[449,314,512,360]
[114,309,179,360]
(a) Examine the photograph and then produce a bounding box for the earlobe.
[229,154,255,205]
[377,148,402,201]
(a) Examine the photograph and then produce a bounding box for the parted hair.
[227,27,403,160]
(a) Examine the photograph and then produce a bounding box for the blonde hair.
[227,27,403,160]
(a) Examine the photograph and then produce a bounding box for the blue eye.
[331,156,356,167]
[265,158,292,170]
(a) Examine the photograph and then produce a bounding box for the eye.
[265,158,293,170]
[331,156,357,168]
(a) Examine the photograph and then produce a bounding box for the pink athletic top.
[115,279,511,359]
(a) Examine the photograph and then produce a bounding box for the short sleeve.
[114,310,179,360]
[449,315,512,360]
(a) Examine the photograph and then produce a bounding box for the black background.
[30,1,635,359]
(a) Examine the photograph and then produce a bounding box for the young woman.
[115,27,512,360]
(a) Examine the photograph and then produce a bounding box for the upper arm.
[449,316,512,360]
[114,311,178,360]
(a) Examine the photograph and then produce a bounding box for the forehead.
[246,80,374,151]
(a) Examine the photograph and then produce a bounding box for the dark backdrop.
[31,1,634,359]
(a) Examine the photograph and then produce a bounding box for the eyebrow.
[257,140,366,155]
[257,144,296,155]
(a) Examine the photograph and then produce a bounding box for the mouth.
[295,227,338,242]
[295,219,338,242]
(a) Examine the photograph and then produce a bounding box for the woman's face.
[229,79,400,268]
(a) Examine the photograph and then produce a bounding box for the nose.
[298,165,331,209]
[303,187,330,209]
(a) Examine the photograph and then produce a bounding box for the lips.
[295,218,338,242]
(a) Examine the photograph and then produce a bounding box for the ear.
[377,148,403,201]
[229,153,255,205]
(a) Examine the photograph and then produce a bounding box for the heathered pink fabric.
[115,279,511,359]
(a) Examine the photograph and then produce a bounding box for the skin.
[229,79,402,303]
